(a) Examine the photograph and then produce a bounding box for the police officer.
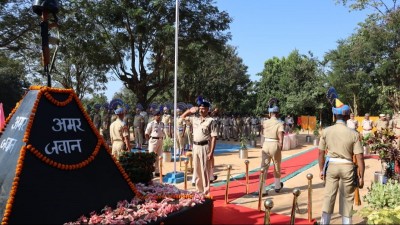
[259,98,284,196]
[319,91,364,225]
[91,104,102,131]
[133,105,145,150]
[162,106,173,139]
[346,113,358,131]
[361,113,373,138]
[181,100,218,195]
[109,107,131,159]
[145,108,165,177]
[393,111,400,149]
[375,113,389,134]
[176,107,186,155]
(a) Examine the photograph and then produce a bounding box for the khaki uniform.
[190,116,218,195]
[162,114,173,138]
[101,111,111,145]
[375,119,388,132]
[222,117,231,140]
[145,120,165,173]
[393,117,400,149]
[176,116,186,153]
[185,118,193,148]
[133,114,145,148]
[260,117,284,194]
[318,121,363,218]
[346,119,358,130]
[361,119,373,137]
[109,118,129,158]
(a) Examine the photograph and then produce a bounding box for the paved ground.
[153,132,380,224]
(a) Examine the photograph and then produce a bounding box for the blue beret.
[153,109,162,116]
[332,105,350,115]
[268,106,279,113]
[114,108,124,114]
[198,101,210,108]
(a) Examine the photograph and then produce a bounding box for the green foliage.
[84,0,232,107]
[0,53,30,115]
[239,135,248,150]
[358,180,400,224]
[256,50,326,116]
[162,136,173,152]
[118,152,157,184]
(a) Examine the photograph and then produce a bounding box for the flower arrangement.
[64,183,207,225]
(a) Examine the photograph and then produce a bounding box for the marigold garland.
[1,147,27,225]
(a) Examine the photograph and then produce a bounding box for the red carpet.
[211,147,319,224]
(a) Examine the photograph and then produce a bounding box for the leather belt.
[193,140,209,146]
[151,137,160,139]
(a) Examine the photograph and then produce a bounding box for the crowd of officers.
[346,112,400,148]
[88,103,282,149]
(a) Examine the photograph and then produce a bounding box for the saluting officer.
[181,99,218,195]
[259,98,284,196]
[145,108,165,177]
[319,88,364,225]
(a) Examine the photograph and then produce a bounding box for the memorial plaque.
[0,87,135,224]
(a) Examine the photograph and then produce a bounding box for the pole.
[264,199,274,225]
[290,188,301,225]
[306,173,313,222]
[172,0,179,173]
[245,160,249,194]
[258,167,266,211]
[225,165,232,204]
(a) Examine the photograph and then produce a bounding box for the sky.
[105,0,372,101]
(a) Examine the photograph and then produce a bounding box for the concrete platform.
[154,132,380,224]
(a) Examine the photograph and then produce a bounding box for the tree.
[178,45,251,114]
[256,50,326,118]
[326,3,400,113]
[84,0,232,108]
[0,53,30,116]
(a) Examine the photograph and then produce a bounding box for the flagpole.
[173,0,179,173]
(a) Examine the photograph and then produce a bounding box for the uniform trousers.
[322,163,355,217]
[148,138,163,173]
[134,128,143,147]
[193,144,211,195]
[186,126,193,146]
[112,140,124,159]
[260,141,282,193]
[176,131,186,152]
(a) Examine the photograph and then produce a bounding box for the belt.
[151,137,160,139]
[363,129,372,131]
[264,138,278,142]
[193,140,209,146]
[329,158,352,164]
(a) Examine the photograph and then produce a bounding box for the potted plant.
[162,136,173,162]
[358,180,400,224]
[248,133,257,148]
[239,135,248,159]
[368,128,400,182]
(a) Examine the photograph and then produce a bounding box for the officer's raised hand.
[189,106,198,114]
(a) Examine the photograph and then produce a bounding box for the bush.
[358,180,400,224]
[119,152,157,184]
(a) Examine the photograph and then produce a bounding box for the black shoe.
[213,175,218,181]
[252,192,268,197]
[155,173,160,177]
[275,182,284,193]
[192,183,195,187]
